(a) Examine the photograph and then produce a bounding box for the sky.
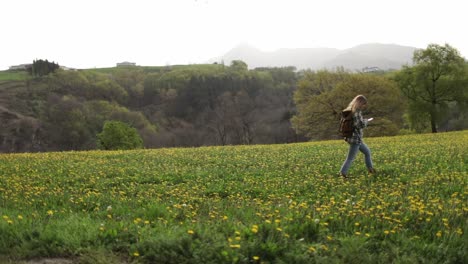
[1,0,466,70]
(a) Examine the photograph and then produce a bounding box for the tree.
[97,121,143,150]
[292,70,405,140]
[396,44,466,133]
[230,60,248,72]
[29,59,60,77]
[42,95,94,151]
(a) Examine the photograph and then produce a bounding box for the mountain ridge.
[210,43,417,71]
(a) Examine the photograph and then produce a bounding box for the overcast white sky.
[1,0,466,70]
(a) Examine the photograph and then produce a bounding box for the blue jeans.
[340,142,373,175]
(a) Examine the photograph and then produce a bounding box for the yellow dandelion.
[253,256,260,261]
[355,232,361,236]
[384,230,390,235]
[309,246,316,252]
[223,215,228,220]
[327,236,333,241]
[436,231,442,238]
[133,252,140,257]
[187,230,194,235]
[47,210,54,216]
[17,215,23,220]
[229,244,241,249]
[251,225,259,233]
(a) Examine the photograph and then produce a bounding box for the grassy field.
[0,71,29,81]
[0,131,466,263]
[0,64,225,81]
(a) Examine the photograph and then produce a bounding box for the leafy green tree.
[47,70,90,95]
[29,59,60,77]
[84,100,157,147]
[93,79,128,103]
[113,68,146,107]
[97,121,143,150]
[42,95,94,150]
[292,70,405,140]
[230,60,248,72]
[396,43,466,133]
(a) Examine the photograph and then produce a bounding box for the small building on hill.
[362,66,382,73]
[117,61,136,67]
[60,66,76,71]
[8,64,32,71]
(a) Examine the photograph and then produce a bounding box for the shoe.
[368,168,376,174]
[339,172,348,178]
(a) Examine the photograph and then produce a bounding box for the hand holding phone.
[368,118,374,122]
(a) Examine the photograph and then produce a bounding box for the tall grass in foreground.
[0,131,467,263]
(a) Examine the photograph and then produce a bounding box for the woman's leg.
[359,142,373,169]
[340,143,360,175]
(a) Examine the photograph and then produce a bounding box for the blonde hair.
[345,95,368,113]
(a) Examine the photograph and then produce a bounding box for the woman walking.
[339,95,375,178]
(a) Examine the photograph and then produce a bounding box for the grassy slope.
[0,71,29,81]
[0,131,466,263]
[0,64,226,78]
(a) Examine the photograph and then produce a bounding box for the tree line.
[0,44,466,153]
[28,59,60,77]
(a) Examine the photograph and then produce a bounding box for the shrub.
[97,121,143,150]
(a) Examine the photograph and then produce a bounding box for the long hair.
[344,95,367,113]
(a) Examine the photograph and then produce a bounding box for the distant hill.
[210,43,417,71]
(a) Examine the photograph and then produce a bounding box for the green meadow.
[0,131,466,263]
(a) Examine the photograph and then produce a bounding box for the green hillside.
[0,64,225,80]
[0,64,303,152]
[0,71,29,81]
[1,54,466,153]
[0,131,466,263]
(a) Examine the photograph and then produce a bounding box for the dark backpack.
[339,110,354,138]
